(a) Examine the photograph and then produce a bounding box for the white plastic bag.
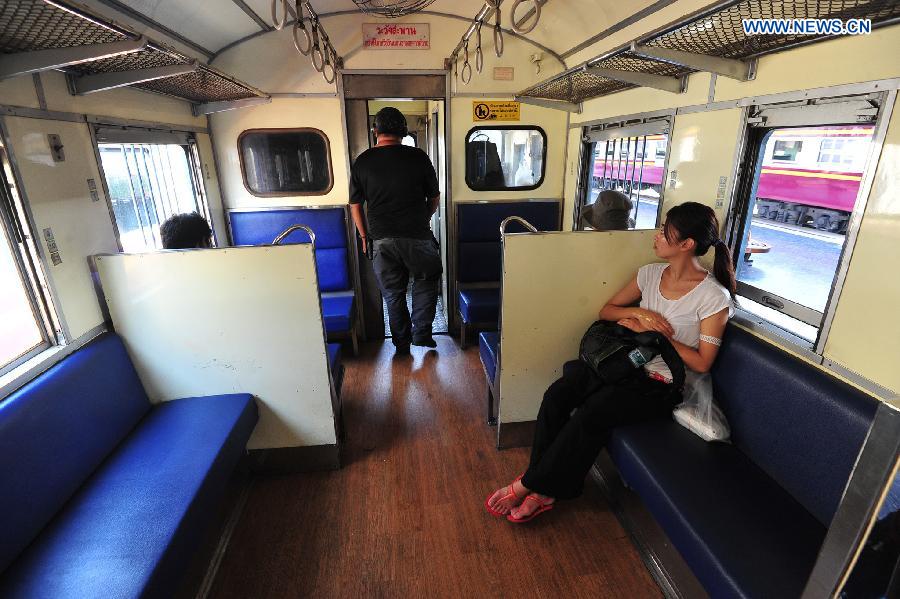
[672,371,731,442]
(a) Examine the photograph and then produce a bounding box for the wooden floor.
[208,337,661,598]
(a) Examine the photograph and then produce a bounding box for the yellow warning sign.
[472,101,520,122]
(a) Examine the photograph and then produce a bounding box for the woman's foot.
[485,477,528,517]
[508,493,555,523]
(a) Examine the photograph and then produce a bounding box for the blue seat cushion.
[316,248,350,292]
[479,332,500,382]
[322,294,354,334]
[458,288,500,324]
[711,326,877,525]
[458,242,501,283]
[0,334,150,573]
[0,394,257,599]
[327,343,341,375]
[609,420,826,599]
[456,201,560,242]
[230,208,348,249]
[230,208,352,293]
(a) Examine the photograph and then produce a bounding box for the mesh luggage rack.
[519,0,900,105]
[0,0,266,105]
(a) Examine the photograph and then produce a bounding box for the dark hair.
[373,107,408,137]
[663,202,736,297]
[160,212,212,249]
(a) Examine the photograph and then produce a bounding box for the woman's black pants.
[521,360,680,500]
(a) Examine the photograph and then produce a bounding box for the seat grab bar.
[273,224,316,246]
[499,216,539,236]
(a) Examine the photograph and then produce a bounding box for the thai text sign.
[363,23,430,49]
[473,101,521,122]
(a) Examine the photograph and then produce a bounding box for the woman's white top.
[637,263,733,382]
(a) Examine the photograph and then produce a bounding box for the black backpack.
[579,320,686,390]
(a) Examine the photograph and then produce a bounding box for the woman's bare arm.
[666,307,729,373]
[599,275,674,337]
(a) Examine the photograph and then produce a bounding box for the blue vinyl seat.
[478,331,500,425]
[230,207,359,354]
[455,201,559,348]
[606,325,878,598]
[0,334,257,598]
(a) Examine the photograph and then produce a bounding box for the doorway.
[342,73,449,341]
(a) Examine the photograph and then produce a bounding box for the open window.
[465,126,546,191]
[727,95,884,348]
[96,128,211,252]
[0,142,59,376]
[576,119,671,231]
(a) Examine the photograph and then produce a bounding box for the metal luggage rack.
[517,0,900,108]
[0,0,268,112]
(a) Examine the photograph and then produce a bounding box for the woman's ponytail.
[713,239,736,299]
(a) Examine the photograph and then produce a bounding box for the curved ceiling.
[76,0,668,64]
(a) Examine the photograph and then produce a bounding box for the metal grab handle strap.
[293,2,312,56]
[273,224,317,246]
[494,3,503,58]
[271,0,287,30]
[499,216,539,235]
[510,0,540,35]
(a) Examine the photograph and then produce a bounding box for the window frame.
[94,129,214,252]
[463,125,548,192]
[574,117,673,232]
[237,127,334,198]
[724,92,893,355]
[0,145,60,378]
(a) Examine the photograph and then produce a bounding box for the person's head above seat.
[581,189,634,231]
[160,212,212,249]
[373,107,408,141]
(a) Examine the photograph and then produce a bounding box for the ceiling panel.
[111,0,263,52]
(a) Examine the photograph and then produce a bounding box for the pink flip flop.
[506,494,555,523]
[485,474,524,518]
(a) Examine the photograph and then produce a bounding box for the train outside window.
[0,146,55,375]
[239,128,332,197]
[98,140,210,252]
[734,124,875,342]
[465,126,546,191]
[578,133,669,231]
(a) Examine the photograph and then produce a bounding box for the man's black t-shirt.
[349,145,439,240]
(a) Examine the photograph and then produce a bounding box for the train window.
[731,122,876,343]
[576,121,670,231]
[465,126,546,191]
[97,130,211,252]
[0,144,56,375]
[771,140,802,161]
[239,128,332,196]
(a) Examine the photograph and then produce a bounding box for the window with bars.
[576,123,670,231]
[96,130,210,253]
[239,129,332,196]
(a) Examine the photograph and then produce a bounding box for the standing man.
[349,107,442,354]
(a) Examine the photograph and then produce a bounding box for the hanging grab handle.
[271,0,288,30]
[510,0,541,35]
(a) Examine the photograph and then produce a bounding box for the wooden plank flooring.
[208,337,661,598]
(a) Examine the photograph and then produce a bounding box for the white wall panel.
[94,245,337,449]
[450,98,567,203]
[499,230,658,423]
[210,97,349,210]
[3,116,118,340]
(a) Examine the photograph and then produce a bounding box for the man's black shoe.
[412,337,437,348]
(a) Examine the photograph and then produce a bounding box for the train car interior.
[0,0,898,597]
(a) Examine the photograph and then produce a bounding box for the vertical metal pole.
[635,135,646,226]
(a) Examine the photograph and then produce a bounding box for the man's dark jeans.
[372,237,443,346]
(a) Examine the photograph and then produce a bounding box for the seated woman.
[486,201,735,523]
